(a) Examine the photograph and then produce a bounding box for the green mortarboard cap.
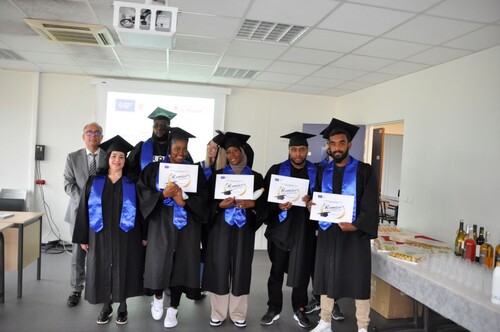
[99,135,134,154]
[148,107,177,121]
[320,118,359,141]
[220,132,250,150]
[280,131,315,147]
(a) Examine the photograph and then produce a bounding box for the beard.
[332,149,349,164]
[290,157,306,167]
[152,132,169,143]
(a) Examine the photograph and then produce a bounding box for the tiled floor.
[0,248,434,332]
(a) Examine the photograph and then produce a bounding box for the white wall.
[0,71,335,246]
[3,45,499,247]
[336,45,500,244]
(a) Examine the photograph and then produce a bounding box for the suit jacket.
[64,148,105,224]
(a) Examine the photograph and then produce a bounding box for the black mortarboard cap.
[148,107,177,121]
[169,127,195,141]
[212,130,225,146]
[280,131,316,147]
[320,118,359,141]
[220,132,250,150]
[99,135,134,154]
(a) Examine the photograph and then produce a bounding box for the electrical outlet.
[35,145,45,160]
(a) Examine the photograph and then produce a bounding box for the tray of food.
[404,238,452,252]
[388,248,427,264]
[373,238,398,252]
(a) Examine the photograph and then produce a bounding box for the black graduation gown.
[137,162,208,291]
[264,162,317,288]
[202,169,266,296]
[313,160,378,300]
[127,138,169,182]
[73,176,145,304]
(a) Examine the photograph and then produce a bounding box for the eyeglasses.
[84,130,102,137]
[153,123,169,129]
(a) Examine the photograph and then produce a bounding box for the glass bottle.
[476,227,485,262]
[454,220,465,256]
[464,226,476,263]
[480,232,494,269]
[461,225,470,259]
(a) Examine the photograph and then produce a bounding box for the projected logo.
[115,99,135,112]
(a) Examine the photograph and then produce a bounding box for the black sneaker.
[210,318,223,327]
[96,308,113,325]
[116,311,128,325]
[304,297,320,314]
[331,302,345,321]
[293,309,311,328]
[260,309,280,325]
[67,291,81,307]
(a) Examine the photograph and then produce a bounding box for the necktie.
[89,154,97,176]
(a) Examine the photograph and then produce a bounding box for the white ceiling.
[1,0,499,96]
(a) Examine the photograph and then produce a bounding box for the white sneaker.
[150,295,164,320]
[164,307,178,328]
[311,319,332,332]
[358,329,368,332]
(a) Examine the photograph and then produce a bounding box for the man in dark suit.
[63,122,105,307]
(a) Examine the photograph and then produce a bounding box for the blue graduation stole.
[201,160,212,180]
[88,176,136,233]
[277,159,317,222]
[223,164,253,228]
[156,158,189,230]
[140,138,168,170]
[318,156,358,231]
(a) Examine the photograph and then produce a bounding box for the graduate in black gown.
[137,127,209,329]
[73,135,145,325]
[309,119,378,332]
[202,132,266,328]
[127,107,176,181]
[260,132,318,329]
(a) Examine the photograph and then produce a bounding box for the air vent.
[25,19,115,47]
[0,49,24,61]
[236,19,308,44]
[214,67,259,79]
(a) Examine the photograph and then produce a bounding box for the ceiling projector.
[113,1,178,49]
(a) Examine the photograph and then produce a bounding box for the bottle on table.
[492,259,500,305]
[461,225,470,260]
[480,232,494,269]
[476,227,485,263]
[454,220,465,257]
[463,226,476,263]
[472,224,478,241]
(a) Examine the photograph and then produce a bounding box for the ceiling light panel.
[236,19,308,44]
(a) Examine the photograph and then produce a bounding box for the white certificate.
[267,174,309,207]
[158,163,199,193]
[214,174,254,200]
[310,192,355,223]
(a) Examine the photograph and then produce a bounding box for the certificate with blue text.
[158,163,199,193]
[214,174,254,200]
[310,192,354,223]
[267,174,309,207]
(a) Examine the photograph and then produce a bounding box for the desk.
[0,222,13,303]
[372,249,500,332]
[0,211,43,298]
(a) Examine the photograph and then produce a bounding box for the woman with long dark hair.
[73,135,145,325]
